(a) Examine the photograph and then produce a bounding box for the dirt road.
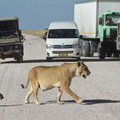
[0,34,120,120]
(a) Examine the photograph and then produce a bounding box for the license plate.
[59,53,68,57]
[3,52,11,55]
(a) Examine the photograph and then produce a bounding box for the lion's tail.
[21,76,30,89]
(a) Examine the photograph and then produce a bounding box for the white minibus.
[46,21,80,61]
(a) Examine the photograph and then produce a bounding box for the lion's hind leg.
[57,87,63,104]
[31,81,42,105]
[24,86,33,104]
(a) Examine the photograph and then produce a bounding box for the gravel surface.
[0,34,120,120]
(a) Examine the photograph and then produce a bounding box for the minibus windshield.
[48,29,78,38]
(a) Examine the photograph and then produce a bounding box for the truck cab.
[0,17,24,63]
[97,12,120,59]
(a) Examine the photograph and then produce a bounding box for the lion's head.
[76,61,91,78]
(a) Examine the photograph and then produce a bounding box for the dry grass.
[22,30,47,39]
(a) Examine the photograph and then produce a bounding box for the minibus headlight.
[72,44,80,48]
[46,45,53,49]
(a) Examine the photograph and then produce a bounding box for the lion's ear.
[77,61,83,67]
[77,61,81,67]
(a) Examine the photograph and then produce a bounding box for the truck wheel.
[17,55,23,63]
[89,41,94,57]
[82,41,89,57]
[46,57,52,62]
[80,40,83,56]
[97,43,105,59]
[113,52,119,57]
[89,50,94,57]
[106,52,112,57]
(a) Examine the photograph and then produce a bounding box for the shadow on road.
[63,99,120,105]
[42,99,120,105]
[83,99,120,105]
[0,104,23,107]
[1,57,120,64]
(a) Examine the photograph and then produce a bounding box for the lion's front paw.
[24,100,29,104]
[76,98,83,104]
[57,101,64,105]
[37,102,44,105]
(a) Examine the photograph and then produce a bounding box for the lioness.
[21,61,90,105]
[0,93,4,100]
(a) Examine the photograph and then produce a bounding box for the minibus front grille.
[52,51,73,54]
[53,45,73,49]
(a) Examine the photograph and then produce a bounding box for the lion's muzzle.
[82,70,91,79]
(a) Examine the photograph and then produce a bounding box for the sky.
[0,0,87,30]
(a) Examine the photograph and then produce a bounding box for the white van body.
[46,21,80,61]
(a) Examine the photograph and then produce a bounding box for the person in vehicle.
[106,18,114,25]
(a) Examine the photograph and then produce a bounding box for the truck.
[0,17,24,63]
[117,20,120,52]
[46,21,80,61]
[74,0,120,59]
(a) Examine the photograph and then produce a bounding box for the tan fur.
[21,61,91,105]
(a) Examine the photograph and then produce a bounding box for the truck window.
[99,18,102,25]
[106,15,120,26]
[48,29,78,38]
[99,16,104,26]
